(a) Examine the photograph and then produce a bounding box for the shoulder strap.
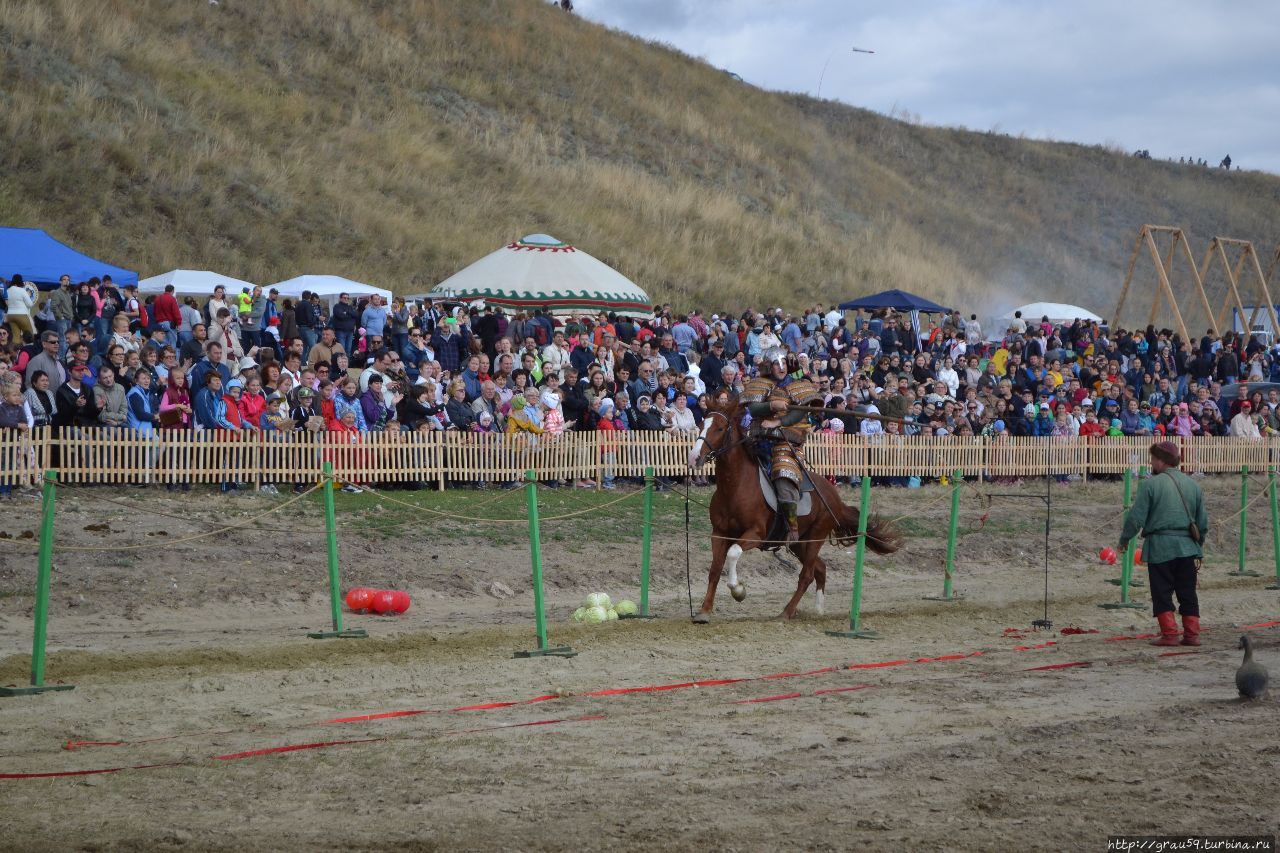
[1164,471,1194,525]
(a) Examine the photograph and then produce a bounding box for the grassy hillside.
[1,0,1277,325]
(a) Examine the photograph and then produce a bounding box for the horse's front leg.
[694,535,731,623]
[724,543,746,601]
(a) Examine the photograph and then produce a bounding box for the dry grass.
[1,0,1276,315]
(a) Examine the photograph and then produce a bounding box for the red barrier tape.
[320,710,432,724]
[1242,620,1280,629]
[0,762,183,780]
[813,684,877,696]
[212,738,384,762]
[448,714,607,735]
[733,692,805,704]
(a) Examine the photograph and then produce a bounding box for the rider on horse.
[741,347,824,544]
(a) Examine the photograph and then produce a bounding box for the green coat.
[1119,470,1208,562]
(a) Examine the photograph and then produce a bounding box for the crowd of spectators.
[3,274,1280,498]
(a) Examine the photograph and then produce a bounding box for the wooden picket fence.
[2,428,1280,488]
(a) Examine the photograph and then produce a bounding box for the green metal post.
[1,471,74,696]
[925,471,964,602]
[827,474,880,639]
[1231,465,1260,576]
[1107,467,1143,588]
[623,467,657,619]
[308,463,367,639]
[1101,467,1144,609]
[516,470,576,657]
[1268,467,1280,591]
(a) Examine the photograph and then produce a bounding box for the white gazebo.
[269,275,392,307]
[426,234,652,317]
[998,302,1102,325]
[138,269,256,297]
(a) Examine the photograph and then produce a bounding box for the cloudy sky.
[574,0,1280,174]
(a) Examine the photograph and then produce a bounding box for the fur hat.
[1150,440,1181,466]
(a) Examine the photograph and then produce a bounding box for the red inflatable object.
[1099,547,1117,565]
[371,590,397,614]
[390,591,411,614]
[345,588,375,612]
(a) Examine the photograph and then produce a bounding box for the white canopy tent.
[998,302,1102,325]
[269,275,392,307]
[426,234,652,317]
[138,269,256,297]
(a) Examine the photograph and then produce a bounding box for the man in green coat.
[1119,441,1209,646]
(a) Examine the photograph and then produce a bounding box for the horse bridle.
[697,409,751,461]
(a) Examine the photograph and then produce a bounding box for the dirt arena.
[1,479,1277,851]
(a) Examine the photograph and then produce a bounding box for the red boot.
[1150,611,1181,646]
[1180,615,1201,646]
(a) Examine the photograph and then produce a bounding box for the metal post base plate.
[619,613,658,620]
[922,593,964,602]
[1098,601,1145,610]
[307,629,369,640]
[0,683,75,697]
[1267,584,1280,591]
[1228,570,1263,577]
[825,629,881,639]
[514,645,577,659]
[1106,578,1145,587]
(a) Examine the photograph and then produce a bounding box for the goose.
[1236,636,1268,700]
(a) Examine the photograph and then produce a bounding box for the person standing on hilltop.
[1119,441,1208,647]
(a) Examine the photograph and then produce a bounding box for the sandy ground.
[1,478,1277,851]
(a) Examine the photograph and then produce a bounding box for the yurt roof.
[427,234,652,317]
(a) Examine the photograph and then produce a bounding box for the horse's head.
[688,399,740,469]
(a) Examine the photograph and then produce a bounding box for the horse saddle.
[756,464,814,516]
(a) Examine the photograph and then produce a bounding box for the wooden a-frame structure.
[1196,237,1278,338]
[1112,225,1214,343]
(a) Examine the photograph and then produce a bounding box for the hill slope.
[2,0,1277,322]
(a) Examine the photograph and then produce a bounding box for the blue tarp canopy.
[838,288,951,313]
[0,227,138,290]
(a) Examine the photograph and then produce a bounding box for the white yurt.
[426,234,652,317]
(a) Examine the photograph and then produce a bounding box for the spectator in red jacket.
[152,284,183,350]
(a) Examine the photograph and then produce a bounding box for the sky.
[573,0,1280,174]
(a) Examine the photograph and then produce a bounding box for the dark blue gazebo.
[0,227,138,290]
[838,288,951,314]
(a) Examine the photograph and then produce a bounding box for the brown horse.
[687,399,901,622]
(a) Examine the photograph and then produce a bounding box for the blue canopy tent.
[838,289,953,350]
[837,288,952,314]
[0,227,138,291]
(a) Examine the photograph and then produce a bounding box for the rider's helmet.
[763,346,788,376]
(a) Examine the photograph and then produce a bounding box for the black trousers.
[1147,556,1199,617]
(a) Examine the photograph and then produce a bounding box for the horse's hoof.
[729,583,746,602]
[692,612,711,624]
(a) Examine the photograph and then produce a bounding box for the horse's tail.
[834,499,903,555]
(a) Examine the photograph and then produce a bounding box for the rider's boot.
[781,502,800,544]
